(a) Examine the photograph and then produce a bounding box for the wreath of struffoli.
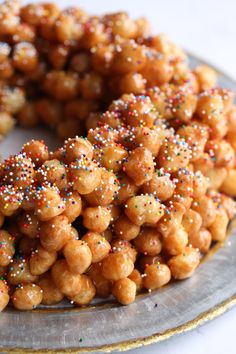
[0,0,236,312]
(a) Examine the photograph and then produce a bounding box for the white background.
[7,1,236,353]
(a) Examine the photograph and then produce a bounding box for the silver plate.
[1,54,236,353]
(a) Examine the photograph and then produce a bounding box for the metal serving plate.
[1,54,236,353]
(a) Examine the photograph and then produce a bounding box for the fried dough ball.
[143,263,171,290]
[51,259,82,298]
[69,158,102,195]
[125,195,164,226]
[112,278,136,305]
[39,215,71,252]
[29,245,57,276]
[35,185,65,221]
[0,230,15,267]
[168,247,200,279]
[123,147,154,186]
[84,170,119,206]
[7,257,38,285]
[12,283,43,310]
[70,274,96,306]
[37,273,64,305]
[63,239,92,274]
[82,232,110,263]
[101,252,134,281]
[0,280,9,312]
[83,206,111,233]
[113,214,140,241]
[133,228,162,256]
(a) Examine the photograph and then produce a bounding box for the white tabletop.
[7,1,236,353]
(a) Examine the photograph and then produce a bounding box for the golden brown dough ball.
[22,140,49,166]
[125,195,164,226]
[192,195,216,228]
[12,283,43,310]
[69,158,102,195]
[43,70,79,100]
[80,72,104,100]
[208,208,229,242]
[143,263,171,290]
[0,230,15,267]
[122,95,157,128]
[81,232,111,263]
[168,247,200,279]
[84,170,119,206]
[133,228,162,256]
[35,185,65,221]
[188,229,212,254]
[63,239,92,274]
[37,273,64,305]
[0,279,9,312]
[0,185,23,216]
[83,206,111,233]
[114,172,138,205]
[51,259,82,298]
[220,169,236,197]
[123,147,154,186]
[142,172,175,201]
[29,245,57,276]
[162,226,188,256]
[70,274,96,306]
[112,40,147,74]
[193,65,217,91]
[158,137,191,173]
[112,278,136,305]
[113,214,140,241]
[141,53,173,87]
[7,257,38,285]
[18,211,39,239]
[101,252,134,281]
[2,154,35,190]
[0,112,15,136]
[61,190,82,223]
[0,86,25,114]
[36,159,67,190]
[87,262,112,297]
[64,137,93,163]
[39,215,71,252]
[12,42,38,73]
[119,73,146,95]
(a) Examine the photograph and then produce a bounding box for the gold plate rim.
[1,52,236,354]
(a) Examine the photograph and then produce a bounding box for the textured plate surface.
[1,54,236,353]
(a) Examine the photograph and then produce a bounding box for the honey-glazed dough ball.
[125,195,164,226]
[37,273,64,305]
[51,259,82,298]
[63,239,92,274]
[143,264,171,290]
[12,284,43,310]
[0,280,9,312]
[101,252,134,281]
[112,278,136,305]
[69,274,96,306]
[39,215,71,252]
[7,257,38,285]
[82,232,111,263]
[84,170,119,206]
[83,206,111,233]
[168,247,200,279]
[123,147,154,186]
[0,230,15,267]
[29,245,57,276]
[133,228,162,256]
